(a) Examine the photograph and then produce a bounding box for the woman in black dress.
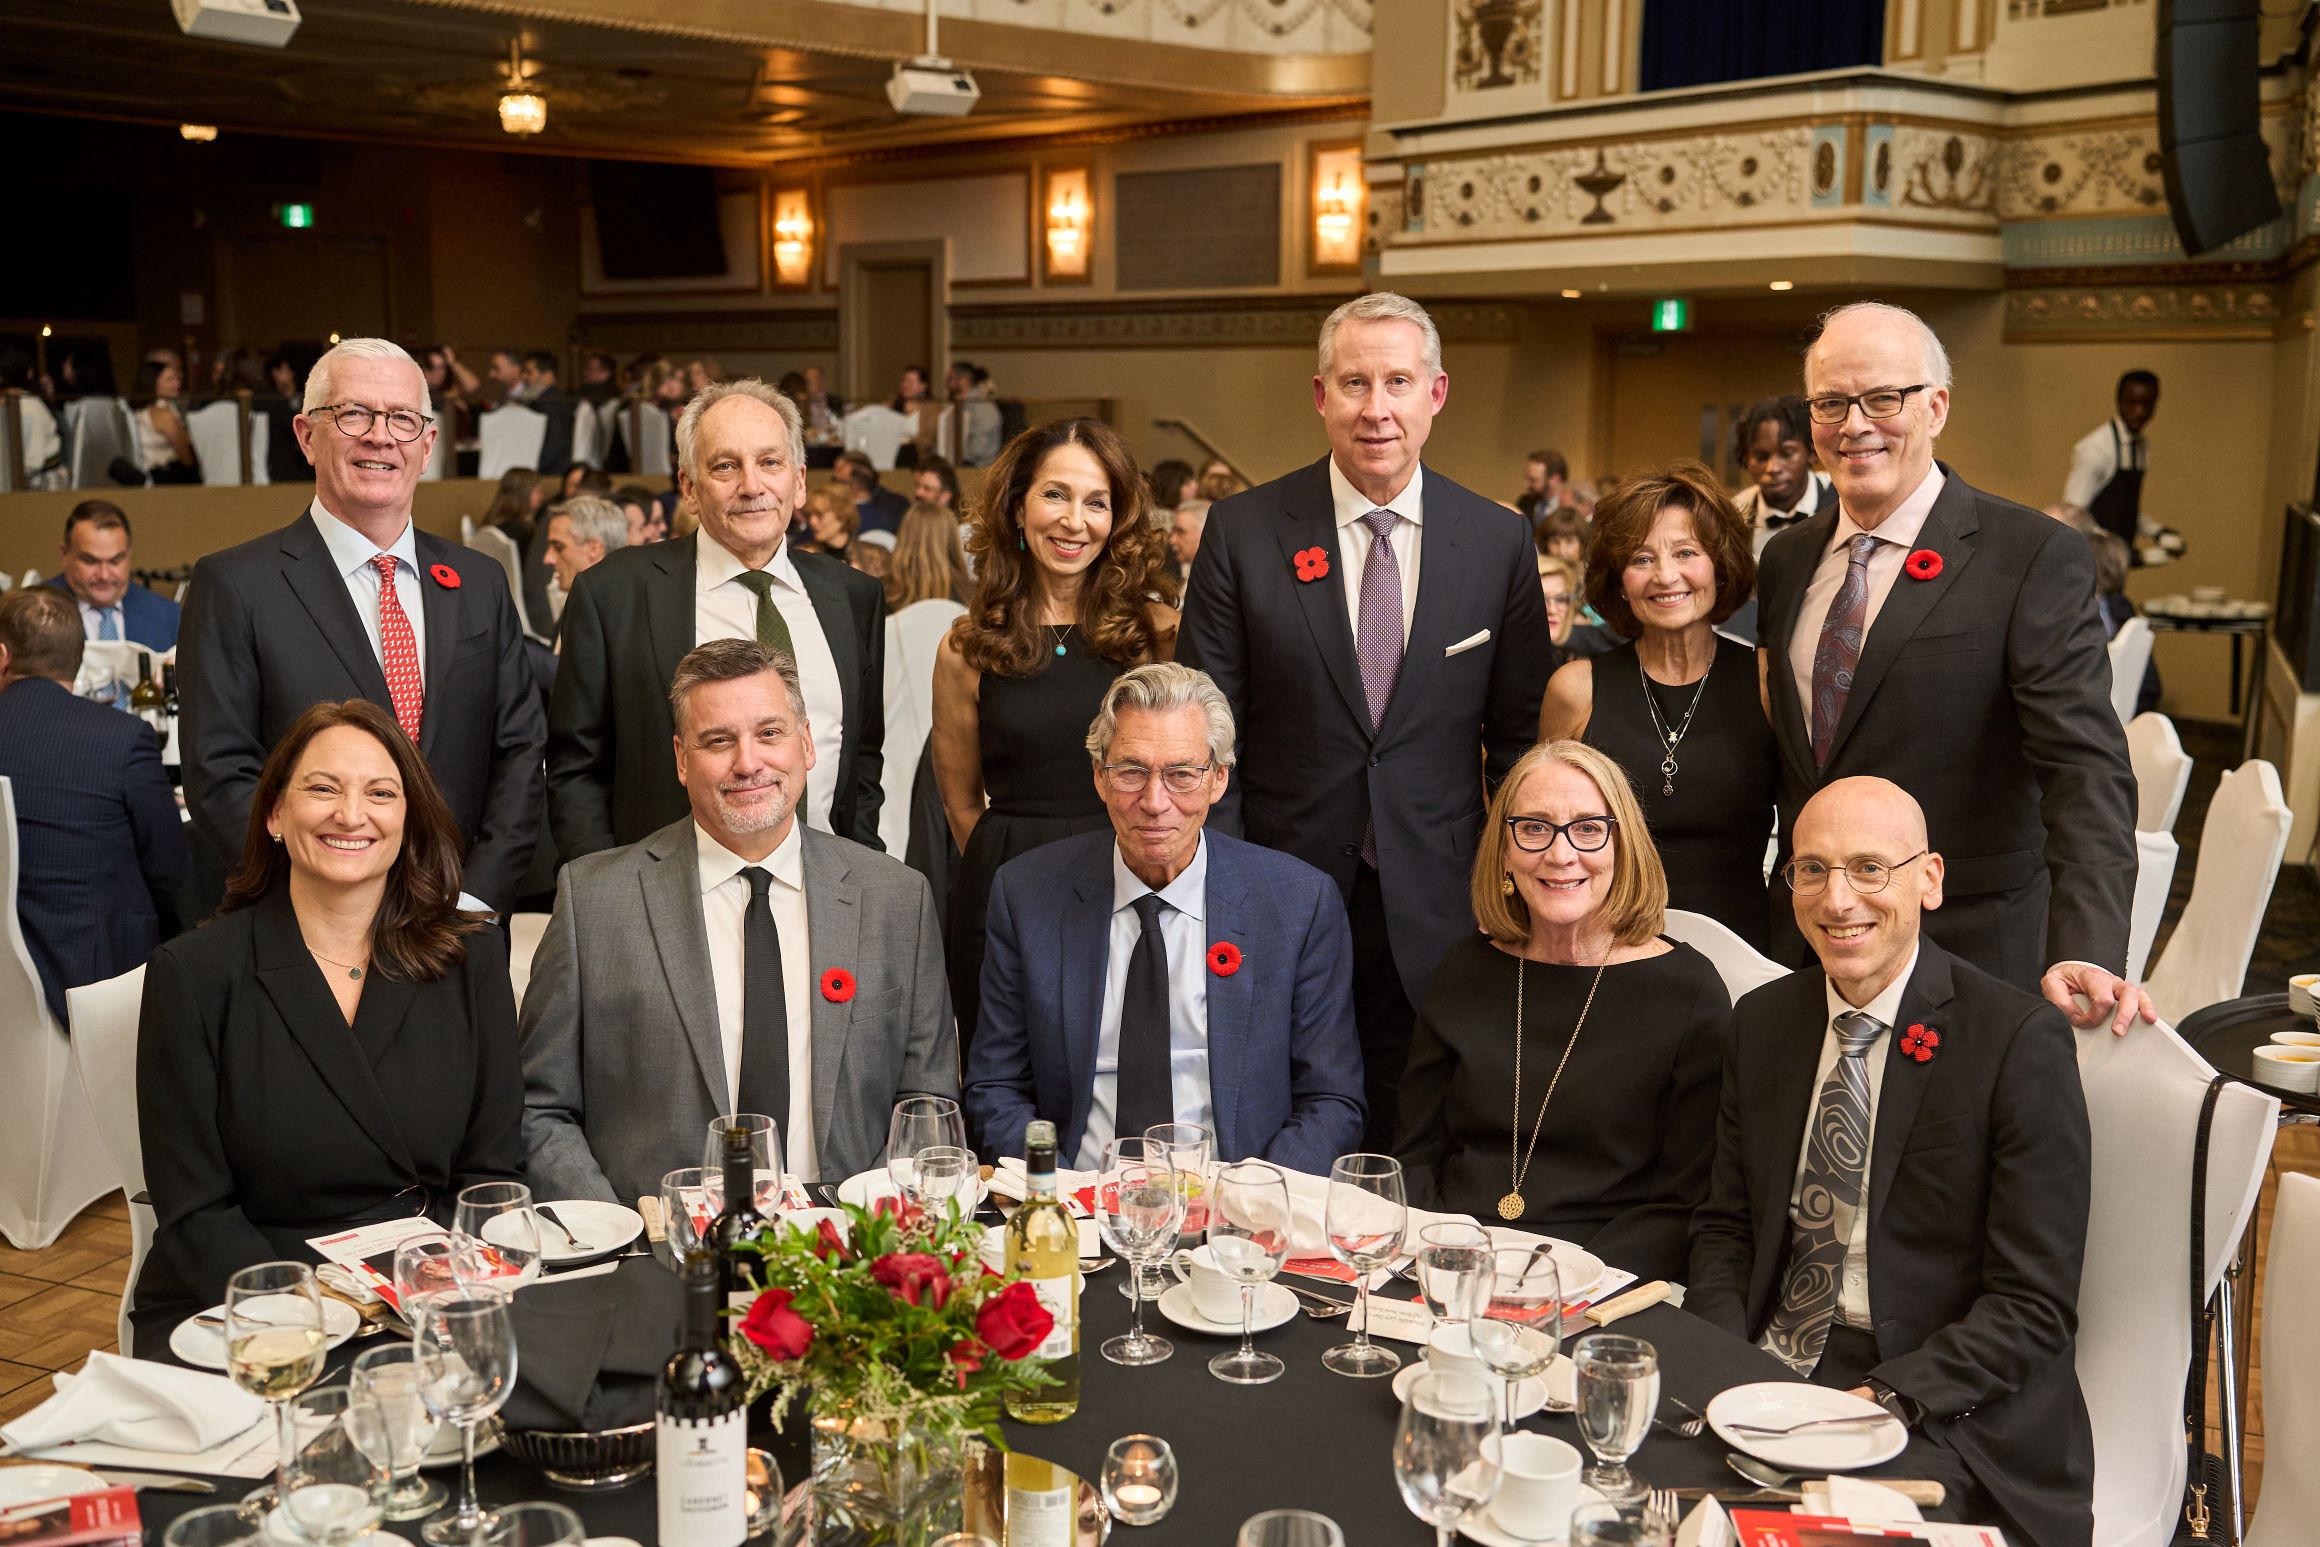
[1395,739,1728,1282]
[931,417,1178,1059]
[1539,461,1777,948]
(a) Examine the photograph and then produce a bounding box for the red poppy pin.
[1293,547,1330,583]
[1903,549,1942,582]
[1207,941,1242,977]
[820,967,856,1003]
[1900,1022,1941,1063]
[429,563,461,589]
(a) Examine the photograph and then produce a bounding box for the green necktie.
[734,569,795,659]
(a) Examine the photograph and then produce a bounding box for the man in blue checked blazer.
[964,663,1365,1175]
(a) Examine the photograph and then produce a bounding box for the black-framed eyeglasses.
[1101,762,1213,795]
[1781,851,1926,895]
[314,403,435,442]
[1804,385,1930,425]
[1505,814,1616,853]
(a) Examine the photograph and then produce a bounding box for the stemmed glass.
[1393,1369,1503,1547]
[1413,1222,1493,1327]
[350,1341,446,1519]
[887,1096,969,1201]
[1094,1137,1182,1366]
[280,1385,389,1547]
[1205,1160,1293,1385]
[1320,1153,1407,1378]
[1573,1334,1659,1504]
[1135,1122,1214,1302]
[910,1144,976,1217]
[393,1233,461,1316]
[452,1181,541,1290]
[1568,1500,1674,1545]
[474,1501,586,1547]
[659,1167,708,1264]
[413,1288,517,1546]
[1237,1513,1345,1547]
[1470,1248,1562,1426]
[223,1262,328,1516]
[704,1112,782,1214]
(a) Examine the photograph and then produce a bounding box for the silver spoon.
[535,1203,590,1251]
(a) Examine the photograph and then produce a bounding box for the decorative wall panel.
[813,0,1373,54]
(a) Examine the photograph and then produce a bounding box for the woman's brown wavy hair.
[950,416,1177,676]
[221,699,482,981]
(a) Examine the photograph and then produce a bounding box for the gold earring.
[1501,874,1515,897]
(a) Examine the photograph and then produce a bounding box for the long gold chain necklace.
[1500,950,1609,1221]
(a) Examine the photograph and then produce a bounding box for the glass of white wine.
[223,1261,329,1516]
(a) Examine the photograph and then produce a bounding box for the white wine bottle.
[1003,1120,1079,1423]
[656,1251,748,1547]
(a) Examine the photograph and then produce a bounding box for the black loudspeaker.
[2156,0,2283,256]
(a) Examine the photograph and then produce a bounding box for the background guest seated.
[50,500,180,651]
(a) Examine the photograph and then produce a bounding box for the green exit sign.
[278,203,314,230]
[1650,297,1691,332]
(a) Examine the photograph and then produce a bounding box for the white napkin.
[988,1157,1102,1212]
[1275,1166,1479,1257]
[1806,1475,1925,1523]
[0,1350,267,1456]
[1675,1497,1733,1547]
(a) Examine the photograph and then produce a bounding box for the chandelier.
[498,39,546,136]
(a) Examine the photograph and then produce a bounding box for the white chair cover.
[1659,909,1789,1002]
[568,399,603,470]
[2075,1019,2275,1547]
[2142,760,2292,1025]
[181,400,268,486]
[618,403,672,477]
[419,422,453,482]
[2126,712,2193,834]
[842,405,910,471]
[879,600,967,858]
[67,966,152,1356]
[2248,1171,2320,1547]
[465,524,535,640]
[477,403,549,481]
[64,398,137,489]
[2127,828,2178,985]
[0,778,119,1249]
[2107,617,2153,727]
[508,912,549,1012]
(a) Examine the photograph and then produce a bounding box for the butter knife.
[92,1471,217,1494]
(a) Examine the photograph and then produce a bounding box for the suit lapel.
[1378,478,1469,741]
[801,829,860,1157]
[250,887,418,1176]
[1275,459,1374,735]
[1062,860,1113,1151]
[1822,474,1978,767]
[412,532,460,761]
[1200,841,1250,1160]
[278,513,394,707]
[646,538,700,705]
[639,822,730,1112]
[1867,944,1954,1226]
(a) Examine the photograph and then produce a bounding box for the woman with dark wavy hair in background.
[932,416,1178,1058]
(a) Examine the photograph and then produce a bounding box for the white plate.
[1707,1381,1907,1472]
[1483,1229,1605,1302]
[169,1296,364,1371]
[835,1168,987,1216]
[1152,1282,1298,1335]
[420,1418,502,1469]
[1460,1483,1605,1546]
[499,1200,643,1268]
[1393,1359,1567,1423]
[0,1465,105,1508]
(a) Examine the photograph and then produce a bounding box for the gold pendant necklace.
[1502,948,1609,1221]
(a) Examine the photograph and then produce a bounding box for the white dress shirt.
[694,531,846,836]
[695,818,819,1182]
[1328,457,1424,648]
[1789,945,1917,1330]
[308,498,428,688]
[2063,415,2149,518]
[1784,465,1945,720]
[1738,473,1833,557]
[1075,837,1217,1171]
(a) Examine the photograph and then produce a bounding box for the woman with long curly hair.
[931,416,1178,1056]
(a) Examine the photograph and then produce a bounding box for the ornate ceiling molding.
[2003,283,2283,341]
[948,295,1520,349]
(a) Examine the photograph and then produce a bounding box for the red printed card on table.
[0,1487,142,1547]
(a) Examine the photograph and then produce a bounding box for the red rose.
[973,1280,1054,1361]
[810,1217,852,1262]
[429,563,461,589]
[1293,546,1330,583]
[821,967,855,1003]
[870,1193,926,1231]
[947,1338,986,1389]
[1904,548,1943,581]
[871,1251,953,1309]
[1207,940,1242,976]
[736,1287,813,1361]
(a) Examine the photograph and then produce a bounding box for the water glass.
[1136,1122,1215,1300]
[1568,1500,1674,1545]
[413,1288,517,1546]
[1413,1222,1492,1326]
[1205,1160,1293,1385]
[659,1166,709,1263]
[887,1095,969,1200]
[909,1143,977,1216]
[350,1341,446,1519]
[473,1501,585,1547]
[161,1505,265,1547]
[1236,1511,1346,1547]
[1470,1247,1562,1425]
[223,1262,328,1509]
[1321,1153,1407,1378]
[1573,1333,1659,1504]
[704,1112,783,1213]
[452,1180,541,1289]
[1095,1137,1183,1366]
[392,1233,461,1315]
[1393,1369,1502,1547]
[279,1385,388,1547]
[1100,1434,1178,1526]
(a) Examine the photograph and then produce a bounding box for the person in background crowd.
[483,467,546,546]
[684,358,723,394]
[465,347,527,404]
[1536,551,1582,670]
[1148,459,1198,512]
[914,455,961,512]
[0,349,66,490]
[2064,369,2160,556]
[1175,291,1551,1153]
[614,483,667,546]
[836,449,909,536]
[129,358,198,484]
[1196,457,1246,503]
[1723,395,1835,645]
[0,586,189,1024]
[1541,463,1778,949]
[414,345,471,436]
[519,350,577,477]
[2087,528,2160,714]
[1537,505,1588,567]
[798,364,845,466]
[800,483,859,561]
[258,352,315,484]
[48,500,180,653]
[1517,448,1569,520]
[848,541,890,583]
[887,499,973,611]
[1167,497,1210,581]
[558,463,610,502]
[889,365,939,468]
[945,360,1004,467]
[1536,506,1616,659]
[543,494,630,604]
[578,351,620,405]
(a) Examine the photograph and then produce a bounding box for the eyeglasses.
[1101,762,1213,795]
[315,404,434,443]
[1805,385,1929,425]
[1780,851,1926,895]
[1505,815,1616,853]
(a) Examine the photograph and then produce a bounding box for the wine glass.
[1137,1122,1214,1302]
[1235,1512,1346,1547]
[452,1181,541,1289]
[1573,1334,1659,1504]
[1568,1500,1674,1545]
[887,1095,968,1201]
[1469,1248,1562,1426]
[223,1262,328,1514]
[1094,1137,1182,1366]
[909,1144,976,1216]
[279,1385,389,1547]
[704,1112,783,1214]
[1205,1160,1292,1385]
[1393,1369,1502,1547]
[1099,1434,1178,1526]
[473,1501,586,1547]
[1320,1153,1407,1378]
[412,1288,517,1546]
[1413,1222,1493,1326]
[659,1167,709,1264]
[350,1341,446,1519]
[393,1233,461,1316]
[162,1505,265,1547]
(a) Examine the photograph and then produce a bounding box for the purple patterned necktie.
[1809,534,1880,768]
[1356,507,1403,865]
[1759,1009,1887,1374]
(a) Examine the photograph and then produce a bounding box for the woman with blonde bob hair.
[1395,739,1728,1280]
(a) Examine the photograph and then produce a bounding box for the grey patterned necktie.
[1355,508,1403,865]
[1808,534,1880,768]
[1760,1008,1887,1375]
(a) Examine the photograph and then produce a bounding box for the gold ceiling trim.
[774,100,1369,173]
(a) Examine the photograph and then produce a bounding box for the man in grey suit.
[521,638,956,1207]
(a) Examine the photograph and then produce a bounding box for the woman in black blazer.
[133,699,524,1353]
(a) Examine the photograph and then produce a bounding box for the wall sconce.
[1043,167,1092,282]
[499,39,547,137]
[772,189,814,288]
[1309,143,1365,273]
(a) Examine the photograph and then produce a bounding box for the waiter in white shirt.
[2062,370,2159,558]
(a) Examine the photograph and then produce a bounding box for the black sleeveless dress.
[1582,635,1779,950]
[947,625,1125,1058]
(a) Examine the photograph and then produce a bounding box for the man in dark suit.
[179,338,545,913]
[965,663,1364,1173]
[0,587,189,1023]
[548,380,885,862]
[1690,777,2094,1547]
[1757,302,2147,1032]
[836,451,910,537]
[1176,292,1551,1149]
[520,350,578,478]
[49,501,179,651]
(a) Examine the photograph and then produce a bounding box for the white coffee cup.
[2288,975,2319,1013]
[2253,1044,2320,1094]
[2270,1028,2320,1049]
[1424,1323,1485,1378]
[1480,1432,1581,1541]
[1167,1245,1245,1322]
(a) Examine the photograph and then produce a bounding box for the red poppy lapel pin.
[1903,549,1942,582]
[1293,547,1330,583]
[429,562,462,589]
[1900,1022,1940,1063]
[1207,941,1242,977]
[820,967,856,1003]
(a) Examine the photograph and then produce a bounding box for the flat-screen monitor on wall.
[2277,502,2320,694]
[588,161,728,281]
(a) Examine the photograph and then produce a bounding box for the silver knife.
[92,1470,217,1494]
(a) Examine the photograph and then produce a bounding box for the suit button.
[1369,755,1381,767]
[1340,844,1359,859]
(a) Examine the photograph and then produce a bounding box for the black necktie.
[1765,510,1803,530]
[737,867,790,1138]
[1114,894,1174,1143]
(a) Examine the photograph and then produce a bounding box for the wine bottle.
[128,652,167,742]
[1002,1119,1079,1423]
[708,1124,768,1307]
[656,1251,747,1547]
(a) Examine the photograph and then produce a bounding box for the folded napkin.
[1276,1166,1478,1258]
[499,1258,683,1433]
[988,1157,1101,1213]
[1809,1475,1924,1523]
[0,1351,266,1456]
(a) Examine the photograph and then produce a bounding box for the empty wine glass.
[1568,1500,1674,1545]
[393,1233,460,1317]
[1413,1222,1492,1327]
[223,1262,328,1514]
[162,1504,265,1547]
[1321,1153,1407,1378]
[413,1288,517,1546]
[659,1167,709,1264]
[1235,1512,1346,1547]
[1095,1137,1182,1366]
[1205,1160,1292,1385]
[280,1384,389,1547]
[1393,1369,1502,1547]
[1573,1334,1659,1504]
[1469,1247,1561,1426]
[1136,1122,1214,1301]
[911,1144,976,1216]
[887,1095,969,1201]
[704,1112,782,1213]
[472,1501,585,1547]
[350,1341,446,1519]
[451,1181,541,1289]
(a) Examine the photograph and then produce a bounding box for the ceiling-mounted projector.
[887,58,979,117]
[171,0,302,47]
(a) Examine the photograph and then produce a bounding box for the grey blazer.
[519,817,959,1206]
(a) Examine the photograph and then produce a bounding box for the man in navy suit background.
[49,501,180,650]
[964,663,1364,1174]
[0,587,189,1022]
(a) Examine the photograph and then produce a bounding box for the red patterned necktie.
[372,554,424,741]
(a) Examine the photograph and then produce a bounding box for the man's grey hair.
[304,338,435,417]
[1808,302,1953,393]
[674,379,807,489]
[1317,291,1443,380]
[552,495,630,553]
[1084,662,1237,770]
[668,638,807,738]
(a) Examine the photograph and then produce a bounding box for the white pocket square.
[1444,629,1492,657]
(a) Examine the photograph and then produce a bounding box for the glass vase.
[805,1410,970,1546]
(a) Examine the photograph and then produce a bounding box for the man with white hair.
[541,495,629,619]
[179,337,544,912]
[1176,291,1551,1150]
[1755,302,2145,1031]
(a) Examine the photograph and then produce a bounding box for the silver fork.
[1646,1489,1683,1529]
[1278,1283,1355,1319]
[1663,1394,1708,1438]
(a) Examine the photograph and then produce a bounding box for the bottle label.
[1025,1274,1075,1362]
[1005,1484,1073,1547]
[655,1409,747,1547]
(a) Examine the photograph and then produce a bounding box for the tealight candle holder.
[1101,1434,1178,1526]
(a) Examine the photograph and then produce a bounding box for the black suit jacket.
[1688,942,2094,1547]
[179,509,546,909]
[1175,456,1551,1005]
[545,532,886,861]
[530,386,578,478]
[1756,470,2137,983]
[132,885,525,1345]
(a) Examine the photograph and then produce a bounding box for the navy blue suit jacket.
[45,577,180,652]
[0,677,190,1022]
[963,828,1366,1175]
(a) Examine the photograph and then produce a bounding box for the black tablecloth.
[2179,992,2320,1116]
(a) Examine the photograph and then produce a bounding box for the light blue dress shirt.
[1075,836,1216,1170]
[307,498,427,689]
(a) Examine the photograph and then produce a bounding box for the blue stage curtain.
[1638,0,1885,93]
